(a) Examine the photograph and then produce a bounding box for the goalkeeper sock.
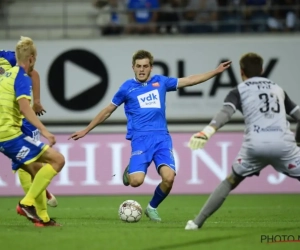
[21,164,57,206]
[193,179,232,228]
[149,184,169,209]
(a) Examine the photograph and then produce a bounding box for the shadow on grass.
[143,226,300,250]
[143,234,242,250]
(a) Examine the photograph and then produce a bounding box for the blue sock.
[149,185,169,209]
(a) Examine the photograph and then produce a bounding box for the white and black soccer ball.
[118,200,143,223]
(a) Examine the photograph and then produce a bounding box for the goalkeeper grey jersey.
[224,77,299,141]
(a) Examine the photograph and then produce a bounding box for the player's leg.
[46,190,58,207]
[185,170,245,230]
[122,163,130,186]
[17,163,58,208]
[122,135,152,187]
[270,142,300,180]
[145,164,175,222]
[15,162,52,225]
[17,119,38,195]
[145,135,176,222]
[23,163,50,223]
[20,146,64,202]
[125,152,150,187]
[15,163,34,219]
[185,145,267,230]
[0,134,62,222]
[20,118,58,207]
[17,137,64,222]
[33,188,61,227]
[17,167,32,194]
[19,167,58,209]
[15,160,59,226]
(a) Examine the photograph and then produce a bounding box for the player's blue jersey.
[112,75,178,140]
[0,50,17,74]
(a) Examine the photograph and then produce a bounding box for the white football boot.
[185,220,199,230]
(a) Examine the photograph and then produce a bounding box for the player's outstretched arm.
[69,103,117,140]
[177,61,231,88]
[188,105,235,150]
[18,98,56,146]
[29,69,46,116]
[188,88,238,150]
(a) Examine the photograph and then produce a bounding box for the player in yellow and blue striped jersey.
[0,49,58,209]
[0,37,65,226]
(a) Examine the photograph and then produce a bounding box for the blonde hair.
[15,36,37,64]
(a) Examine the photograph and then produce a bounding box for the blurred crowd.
[93,0,299,35]
[0,0,13,20]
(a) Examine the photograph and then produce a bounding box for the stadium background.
[0,0,299,196]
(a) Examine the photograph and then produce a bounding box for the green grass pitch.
[0,194,300,250]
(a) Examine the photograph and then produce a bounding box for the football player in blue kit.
[69,50,231,222]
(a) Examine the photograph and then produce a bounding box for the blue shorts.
[0,134,49,171]
[128,132,176,175]
[21,118,40,141]
[11,119,41,169]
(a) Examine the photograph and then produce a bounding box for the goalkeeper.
[185,52,300,230]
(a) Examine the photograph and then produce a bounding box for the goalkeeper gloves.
[188,126,216,150]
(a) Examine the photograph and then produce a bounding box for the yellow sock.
[18,168,32,193]
[18,167,50,222]
[35,190,50,222]
[21,164,57,206]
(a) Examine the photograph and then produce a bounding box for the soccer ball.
[118,200,143,223]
